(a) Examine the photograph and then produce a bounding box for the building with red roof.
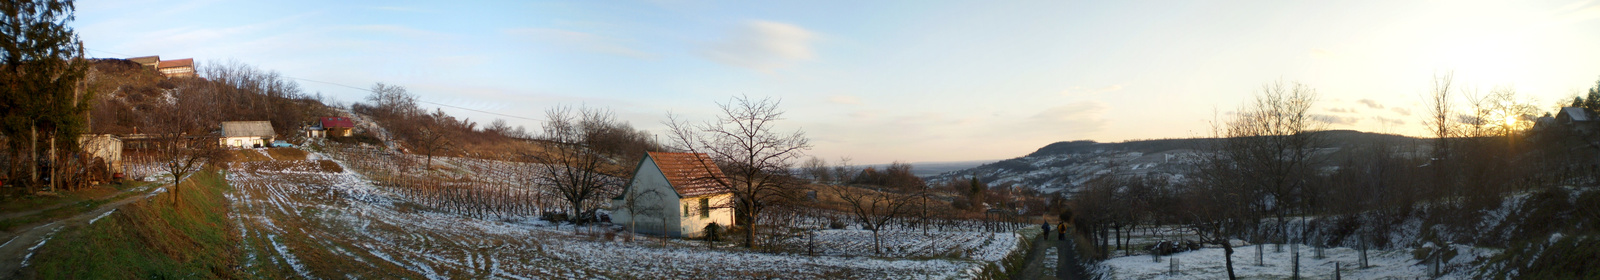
[318,116,356,137]
[157,58,195,78]
[610,152,735,238]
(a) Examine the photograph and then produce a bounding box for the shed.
[220,121,275,148]
[610,152,736,238]
[317,116,355,137]
[157,58,195,78]
[126,55,160,69]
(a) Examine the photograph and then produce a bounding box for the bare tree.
[1222,80,1321,251]
[413,110,454,170]
[364,82,421,119]
[828,184,922,255]
[802,156,830,183]
[1181,166,1250,280]
[621,186,668,240]
[524,106,626,226]
[147,104,223,207]
[664,95,811,248]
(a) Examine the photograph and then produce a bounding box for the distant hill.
[929,130,1425,194]
[858,160,1000,178]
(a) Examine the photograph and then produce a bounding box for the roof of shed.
[645,152,730,197]
[158,58,193,69]
[320,116,355,128]
[221,121,275,138]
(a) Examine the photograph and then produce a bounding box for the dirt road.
[0,185,166,278]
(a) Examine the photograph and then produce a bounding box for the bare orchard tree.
[413,110,454,170]
[147,104,224,207]
[802,156,830,183]
[827,184,923,255]
[1183,157,1251,280]
[524,106,625,226]
[1223,80,1321,249]
[1219,80,1322,279]
[621,187,668,240]
[665,95,812,248]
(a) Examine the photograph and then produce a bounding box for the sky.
[73,0,1600,164]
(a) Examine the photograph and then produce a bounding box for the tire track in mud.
[228,156,582,278]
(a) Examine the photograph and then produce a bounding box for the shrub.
[704,223,722,242]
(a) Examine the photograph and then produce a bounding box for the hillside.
[930,130,1426,194]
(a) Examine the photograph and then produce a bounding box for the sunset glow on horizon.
[74,0,1600,163]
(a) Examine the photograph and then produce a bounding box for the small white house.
[78,134,123,175]
[611,152,735,238]
[219,121,275,148]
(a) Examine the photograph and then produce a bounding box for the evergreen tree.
[1,0,92,192]
[1572,96,1584,108]
[1585,87,1600,112]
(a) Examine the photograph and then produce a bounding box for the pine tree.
[2,0,92,192]
[1585,87,1600,112]
[1572,96,1584,108]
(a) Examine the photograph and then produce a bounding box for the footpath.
[1016,226,1092,280]
[0,182,166,278]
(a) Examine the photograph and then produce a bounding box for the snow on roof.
[646,152,730,197]
[221,121,275,138]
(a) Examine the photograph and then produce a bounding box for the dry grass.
[26,170,239,279]
[229,150,273,162]
[265,148,308,161]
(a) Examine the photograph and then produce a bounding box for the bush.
[704,223,722,242]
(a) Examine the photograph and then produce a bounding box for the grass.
[24,169,240,279]
[0,181,155,232]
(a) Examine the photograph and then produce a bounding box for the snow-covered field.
[1097,243,1499,279]
[227,149,1021,278]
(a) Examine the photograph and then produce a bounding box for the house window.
[683,204,690,217]
[699,198,710,218]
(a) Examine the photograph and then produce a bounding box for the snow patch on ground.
[1098,243,1499,279]
[87,209,117,224]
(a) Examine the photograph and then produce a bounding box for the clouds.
[1059,84,1125,97]
[1552,0,1600,24]
[505,28,654,59]
[827,95,861,105]
[699,20,817,71]
[1020,101,1109,134]
[1313,114,1361,125]
[1373,116,1406,126]
[1357,98,1384,109]
[1390,107,1412,116]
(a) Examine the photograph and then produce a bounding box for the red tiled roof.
[320,116,355,128]
[647,152,729,197]
[158,58,193,69]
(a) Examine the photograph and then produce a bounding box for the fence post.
[1169,257,1179,276]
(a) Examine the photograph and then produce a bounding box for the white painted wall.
[612,158,683,237]
[220,136,270,148]
[678,193,734,238]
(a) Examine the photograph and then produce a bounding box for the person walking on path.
[1042,222,1051,235]
[1057,222,1067,240]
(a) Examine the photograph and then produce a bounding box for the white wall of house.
[220,136,271,148]
[612,158,684,237]
[677,193,734,238]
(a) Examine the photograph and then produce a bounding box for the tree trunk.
[172,175,181,206]
[30,126,38,192]
[49,135,56,192]
[1223,242,1237,280]
[872,228,882,255]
